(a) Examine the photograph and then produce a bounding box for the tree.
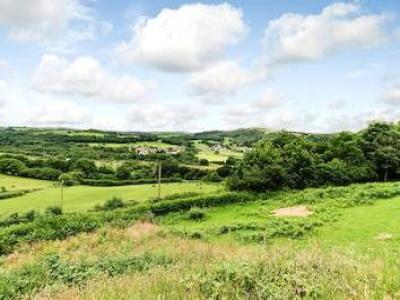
[227,141,286,192]
[70,159,97,177]
[362,122,400,181]
[0,159,26,175]
[115,165,131,180]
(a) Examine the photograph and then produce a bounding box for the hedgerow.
[79,178,182,187]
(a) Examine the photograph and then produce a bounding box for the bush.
[203,172,223,182]
[199,159,209,166]
[95,197,125,211]
[45,206,63,215]
[187,207,206,221]
[58,173,78,186]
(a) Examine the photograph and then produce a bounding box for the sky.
[0,0,400,133]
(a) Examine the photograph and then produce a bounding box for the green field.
[196,149,243,162]
[2,182,400,299]
[89,141,172,148]
[0,175,222,216]
[159,182,400,252]
[0,174,53,191]
[311,197,400,250]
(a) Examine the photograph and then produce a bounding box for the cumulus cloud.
[264,2,389,65]
[223,105,317,132]
[0,80,20,106]
[32,54,148,103]
[0,0,110,50]
[116,3,246,72]
[324,107,400,132]
[128,102,205,131]
[382,84,400,105]
[222,89,285,128]
[327,99,346,110]
[26,100,90,127]
[255,89,283,109]
[188,61,264,97]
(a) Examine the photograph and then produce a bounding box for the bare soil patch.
[273,205,312,217]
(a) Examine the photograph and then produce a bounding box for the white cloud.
[327,99,346,110]
[116,3,246,72]
[222,89,285,128]
[255,89,283,109]
[264,2,389,65]
[223,105,317,132]
[0,0,110,50]
[26,100,89,127]
[188,61,264,97]
[32,54,148,103]
[0,80,20,106]
[128,102,204,131]
[324,107,400,132]
[382,84,400,105]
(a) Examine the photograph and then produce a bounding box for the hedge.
[79,178,183,186]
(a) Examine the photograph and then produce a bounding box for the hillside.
[0,182,400,298]
[0,123,400,299]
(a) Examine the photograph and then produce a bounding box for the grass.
[194,140,244,162]
[0,174,52,191]
[197,149,243,162]
[3,222,399,299]
[0,178,223,216]
[2,181,400,298]
[89,141,173,148]
[309,197,400,251]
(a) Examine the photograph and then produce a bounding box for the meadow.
[89,141,173,148]
[0,175,222,216]
[1,125,400,299]
[0,180,400,299]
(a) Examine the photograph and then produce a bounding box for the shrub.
[199,159,209,166]
[58,173,78,186]
[98,197,125,211]
[187,207,206,221]
[45,206,63,215]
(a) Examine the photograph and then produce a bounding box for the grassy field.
[310,197,400,251]
[196,149,243,162]
[1,181,400,298]
[0,175,223,216]
[0,174,53,191]
[89,141,172,148]
[2,188,400,298]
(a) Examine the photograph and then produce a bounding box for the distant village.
[133,145,185,156]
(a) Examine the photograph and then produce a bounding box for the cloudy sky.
[0,0,400,132]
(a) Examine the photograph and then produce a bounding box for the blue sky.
[0,0,399,132]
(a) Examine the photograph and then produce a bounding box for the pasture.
[0,174,52,191]
[196,149,243,162]
[0,175,222,216]
[2,181,400,299]
[89,141,172,148]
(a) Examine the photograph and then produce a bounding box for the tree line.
[228,122,400,192]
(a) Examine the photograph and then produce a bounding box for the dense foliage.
[228,122,400,192]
